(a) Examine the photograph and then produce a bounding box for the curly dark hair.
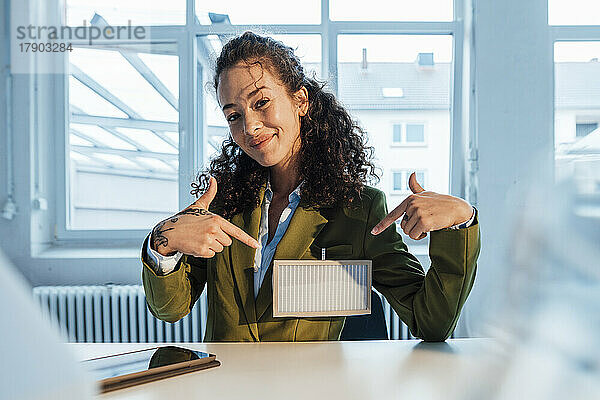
[193,31,379,219]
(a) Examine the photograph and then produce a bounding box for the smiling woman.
[200,32,378,220]
[140,32,480,343]
[218,62,308,169]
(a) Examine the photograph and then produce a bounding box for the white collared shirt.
[252,180,302,298]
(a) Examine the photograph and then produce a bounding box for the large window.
[551,0,600,205]
[53,0,464,247]
[337,34,453,221]
[67,44,179,230]
[554,42,600,198]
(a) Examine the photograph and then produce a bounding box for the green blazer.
[142,186,480,342]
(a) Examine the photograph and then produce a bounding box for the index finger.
[370,197,410,235]
[219,218,260,248]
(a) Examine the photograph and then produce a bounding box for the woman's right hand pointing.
[150,176,259,258]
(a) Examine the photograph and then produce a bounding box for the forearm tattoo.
[175,208,211,217]
[151,208,211,251]
[151,218,177,251]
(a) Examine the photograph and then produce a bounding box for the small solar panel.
[273,260,372,317]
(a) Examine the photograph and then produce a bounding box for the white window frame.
[53,3,199,245]
[391,121,428,146]
[34,0,467,248]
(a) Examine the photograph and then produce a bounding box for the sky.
[66,0,454,26]
[548,0,600,25]
[65,0,600,26]
[555,42,600,62]
[66,1,600,63]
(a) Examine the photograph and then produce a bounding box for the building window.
[391,122,427,145]
[406,124,425,142]
[392,170,426,193]
[576,122,598,138]
[393,124,403,143]
[393,172,405,191]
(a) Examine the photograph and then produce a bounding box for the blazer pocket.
[309,244,354,259]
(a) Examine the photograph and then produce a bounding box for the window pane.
[393,172,404,191]
[406,124,425,143]
[270,35,322,79]
[549,0,600,25]
[201,34,322,166]
[68,43,179,230]
[554,42,600,198]
[577,123,598,138]
[338,34,452,243]
[195,0,320,25]
[69,77,128,118]
[330,0,453,22]
[416,171,426,186]
[393,124,402,143]
[338,35,453,63]
[66,0,186,26]
[70,48,178,123]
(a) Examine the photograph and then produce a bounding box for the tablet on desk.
[82,346,220,393]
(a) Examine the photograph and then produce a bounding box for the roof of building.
[555,62,600,109]
[559,128,600,154]
[336,62,451,110]
[320,61,600,110]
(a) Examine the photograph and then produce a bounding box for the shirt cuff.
[448,207,477,230]
[145,233,183,275]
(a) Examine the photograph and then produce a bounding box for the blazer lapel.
[255,203,329,321]
[229,187,265,341]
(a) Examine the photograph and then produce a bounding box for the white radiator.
[32,285,426,342]
[32,285,207,343]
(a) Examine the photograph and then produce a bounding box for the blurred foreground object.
[0,249,95,400]
[469,180,600,399]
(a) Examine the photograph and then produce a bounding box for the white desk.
[70,339,495,400]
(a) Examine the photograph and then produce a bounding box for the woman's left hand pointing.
[370,172,474,240]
